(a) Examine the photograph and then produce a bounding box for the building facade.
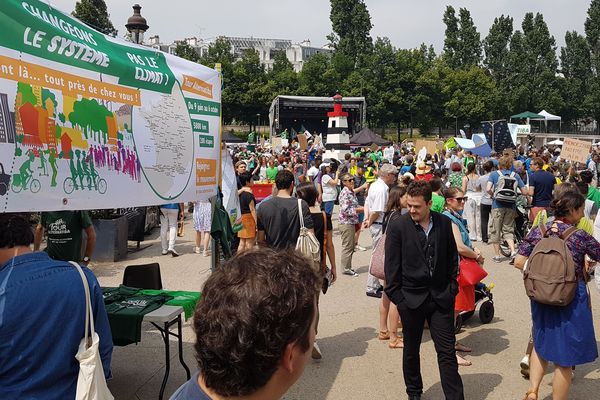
[145,35,331,72]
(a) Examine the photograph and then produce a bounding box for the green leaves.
[72,0,117,36]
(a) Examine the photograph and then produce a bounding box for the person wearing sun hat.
[414,161,433,182]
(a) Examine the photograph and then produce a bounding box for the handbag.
[70,261,114,400]
[295,199,321,273]
[368,211,396,281]
[458,257,488,287]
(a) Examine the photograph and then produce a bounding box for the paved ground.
[93,211,600,400]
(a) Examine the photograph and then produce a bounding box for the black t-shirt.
[311,211,333,257]
[257,197,314,249]
[354,174,367,205]
[239,191,255,214]
[530,170,555,207]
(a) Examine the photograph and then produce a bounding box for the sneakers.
[161,250,168,255]
[492,256,504,263]
[520,355,530,378]
[354,245,367,252]
[510,251,518,258]
[168,249,180,257]
[343,268,359,277]
[194,247,201,254]
[366,286,383,298]
[311,341,322,360]
[520,355,529,370]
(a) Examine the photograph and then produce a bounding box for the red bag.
[458,257,487,286]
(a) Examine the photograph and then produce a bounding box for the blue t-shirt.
[170,373,212,400]
[161,203,180,210]
[0,252,113,400]
[529,170,555,207]
[488,169,526,209]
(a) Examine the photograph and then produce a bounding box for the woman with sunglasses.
[443,187,485,367]
[338,173,363,276]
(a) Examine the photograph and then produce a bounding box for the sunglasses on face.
[343,179,354,182]
[450,197,468,202]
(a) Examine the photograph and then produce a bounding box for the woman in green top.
[265,159,278,181]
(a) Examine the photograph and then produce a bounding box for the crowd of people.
[3,137,600,400]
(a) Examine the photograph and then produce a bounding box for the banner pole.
[215,63,223,188]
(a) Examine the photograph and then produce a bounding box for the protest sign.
[415,140,437,155]
[561,138,590,164]
[297,134,308,150]
[272,137,282,152]
[370,143,379,152]
[0,0,221,211]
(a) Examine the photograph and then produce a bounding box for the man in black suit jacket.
[384,180,464,400]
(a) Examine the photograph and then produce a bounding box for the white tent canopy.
[548,139,563,145]
[538,110,561,121]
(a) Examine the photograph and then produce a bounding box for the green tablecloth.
[102,286,201,346]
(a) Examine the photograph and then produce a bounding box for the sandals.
[388,337,404,349]
[455,342,472,352]
[457,354,472,367]
[523,389,537,400]
[378,330,390,340]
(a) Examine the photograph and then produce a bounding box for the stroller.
[0,162,9,196]
[455,282,495,333]
[500,199,532,258]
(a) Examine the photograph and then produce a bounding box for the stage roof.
[269,95,366,137]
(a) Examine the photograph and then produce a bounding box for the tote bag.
[70,261,114,400]
[368,211,396,280]
[457,257,488,287]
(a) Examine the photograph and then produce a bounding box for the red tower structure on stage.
[324,93,350,153]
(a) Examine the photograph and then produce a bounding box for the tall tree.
[173,42,200,63]
[560,31,592,126]
[456,8,481,67]
[585,0,600,129]
[265,51,299,96]
[507,13,561,113]
[297,53,338,97]
[585,0,600,71]
[328,0,373,68]
[199,38,236,123]
[443,6,481,68]
[483,15,513,117]
[443,6,460,68]
[72,0,117,36]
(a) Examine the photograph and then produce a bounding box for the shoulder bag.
[70,261,114,400]
[295,199,321,273]
[368,211,396,280]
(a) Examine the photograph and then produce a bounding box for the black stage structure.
[269,95,367,139]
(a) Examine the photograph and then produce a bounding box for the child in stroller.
[455,281,495,333]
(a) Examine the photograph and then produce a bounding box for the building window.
[332,120,336,128]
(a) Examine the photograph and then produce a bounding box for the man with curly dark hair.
[170,248,320,399]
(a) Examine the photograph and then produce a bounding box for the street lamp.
[125,4,149,44]
[256,113,260,142]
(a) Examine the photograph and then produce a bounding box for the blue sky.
[47,0,592,51]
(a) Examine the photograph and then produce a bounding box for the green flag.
[444,137,457,150]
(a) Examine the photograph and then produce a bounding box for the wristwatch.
[83,256,90,263]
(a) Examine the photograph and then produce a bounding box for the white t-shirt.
[307,166,319,180]
[365,178,389,223]
[321,174,338,202]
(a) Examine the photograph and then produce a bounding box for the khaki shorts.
[488,207,516,244]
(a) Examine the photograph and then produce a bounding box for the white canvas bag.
[70,261,114,400]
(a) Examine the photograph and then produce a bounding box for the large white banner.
[0,0,220,211]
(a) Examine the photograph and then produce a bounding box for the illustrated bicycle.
[63,174,107,194]
[11,172,41,194]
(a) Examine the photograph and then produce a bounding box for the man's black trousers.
[398,297,464,400]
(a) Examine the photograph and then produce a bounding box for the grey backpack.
[494,171,518,203]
